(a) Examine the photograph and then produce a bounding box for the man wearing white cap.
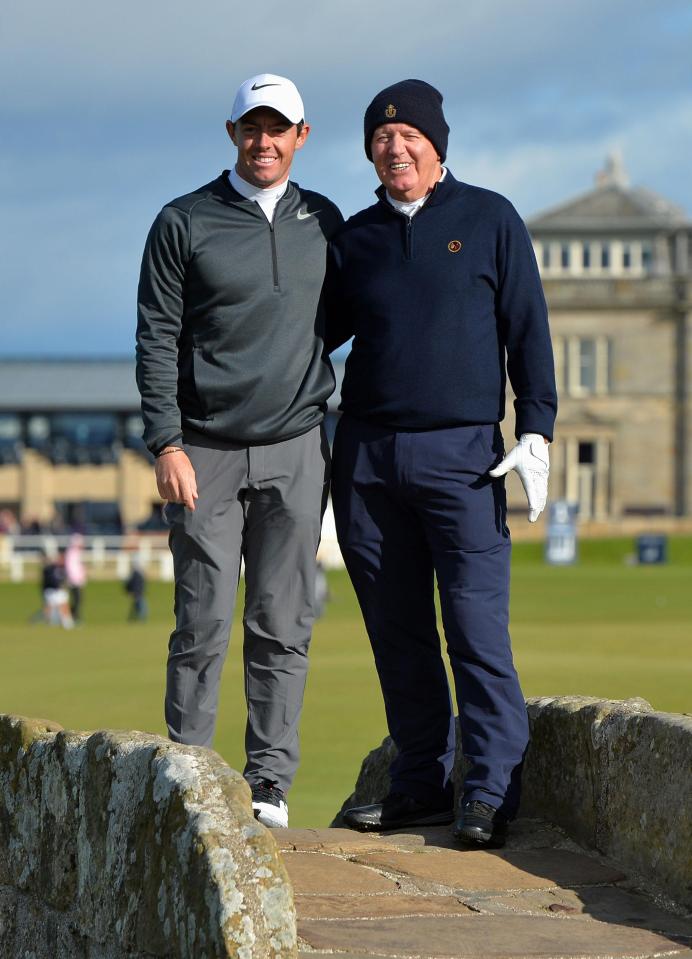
[136,74,342,828]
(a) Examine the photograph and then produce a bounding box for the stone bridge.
[1,697,690,958]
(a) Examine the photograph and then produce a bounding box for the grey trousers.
[164,424,330,792]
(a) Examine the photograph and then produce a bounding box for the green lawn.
[1,539,690,827]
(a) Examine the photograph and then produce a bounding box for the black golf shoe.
[453,799,508,847]
[343,792,454,832]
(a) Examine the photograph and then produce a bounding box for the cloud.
[448,94,692,218]
[1,0,690,354]
[4,0,689,113]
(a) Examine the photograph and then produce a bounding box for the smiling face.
[226,107,310,189]
[371,122,442,202]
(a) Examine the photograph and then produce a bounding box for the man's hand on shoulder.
[488,433,550,523]
[154,447,199,511]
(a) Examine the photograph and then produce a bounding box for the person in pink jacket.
[64,533,87,624]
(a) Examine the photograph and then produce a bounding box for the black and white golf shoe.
[251,780,289,829]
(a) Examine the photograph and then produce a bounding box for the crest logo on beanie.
[385,104,397,119]
[448,240,462,253]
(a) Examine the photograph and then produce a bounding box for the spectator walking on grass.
[124,563,147,622]
[136,74,342,828]
[64,533,87,623]
[40,550,73,629]
[328,80,557,847]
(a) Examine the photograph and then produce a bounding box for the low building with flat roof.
[0,359,344,533]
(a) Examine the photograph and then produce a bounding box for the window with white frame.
[641,242,653,272]
[534,238,659,277]
[562,436,613,520]
[578,339,596,391]
[559,335,612,396]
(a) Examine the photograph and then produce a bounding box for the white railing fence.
[0,503,344,582]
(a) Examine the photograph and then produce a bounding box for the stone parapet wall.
[0,716,295,959]
[334,696,692,911]
[3,700,690,956]
[521,696,692,911]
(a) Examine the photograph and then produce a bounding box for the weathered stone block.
[521,696,692,910]
[0,714,296,958]
[593,708,692,902]
[520,695,650,848]
[334,697,692,910]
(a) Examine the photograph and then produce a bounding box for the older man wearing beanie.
[328,79,557,846]
[136,74,342,828]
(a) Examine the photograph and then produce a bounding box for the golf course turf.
[1,537,690,827]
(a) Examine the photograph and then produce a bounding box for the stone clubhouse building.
[0,156,690,535]
[520,154,692,526]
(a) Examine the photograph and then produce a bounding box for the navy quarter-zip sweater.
[327,171,557,441]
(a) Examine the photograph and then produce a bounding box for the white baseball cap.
[230,73,305,125]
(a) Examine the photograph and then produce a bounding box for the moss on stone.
[334,696,692,913]
[0,715,297,958]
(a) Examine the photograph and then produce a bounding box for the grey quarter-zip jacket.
[136,172,343,454]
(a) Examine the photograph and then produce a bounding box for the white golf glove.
[488,433,550,523]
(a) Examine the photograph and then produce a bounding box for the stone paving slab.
[282,851,398,895]
[575,885,692,937]
[298,914,686,958]
[295,894,473,919]
[279,828,410,854]
[300,954,388,959]
[352,848,624,891]
[282,820,577,855]
[464,884,692,938]
[289,824,690,959]
[373,820,577,853]
[298,949,692,959]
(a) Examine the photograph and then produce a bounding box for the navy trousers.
[331,416,529,818]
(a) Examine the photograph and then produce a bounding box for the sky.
[1,0,691,356]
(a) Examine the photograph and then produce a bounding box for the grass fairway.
[1,538,690,827]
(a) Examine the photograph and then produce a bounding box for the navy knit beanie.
[364,79,449,162]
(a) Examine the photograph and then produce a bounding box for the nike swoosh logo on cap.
[297,209,320,220]
[251,82,281,90]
